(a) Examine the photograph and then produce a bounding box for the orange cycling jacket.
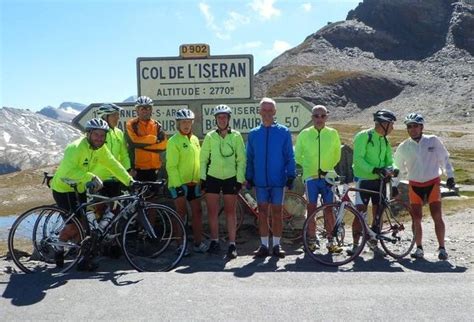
[125,117,167,170]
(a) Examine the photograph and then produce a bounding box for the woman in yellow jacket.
[200,104,246,259]
[166,109,206,255]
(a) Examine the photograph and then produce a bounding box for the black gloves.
[286,177,295,190]
[86,176,103,193]
[391,186,399,198]
[372,167,385,176]
[446,177,456,189]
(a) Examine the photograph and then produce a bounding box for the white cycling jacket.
[393,134,454,185]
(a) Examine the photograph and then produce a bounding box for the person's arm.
[235,133,247,183]
[117,130,131,170]
[245,133,255,182]
[200,134,211,180]
[294,132,303,166]
[165,139,181,188]
[284,130,296,178]
[353,132,374,174]
[392,143,407,187]
[332,130,342,167]
[435,137,455,178]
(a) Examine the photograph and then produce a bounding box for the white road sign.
[72,103,188,135]
[202,99,312,134]
[137,55,253,101]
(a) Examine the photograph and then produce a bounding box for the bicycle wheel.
[8,205,84,274]
[379,199,416,258]
[281,192,307,241]
[303,203,366,266]
[122,204,187,272]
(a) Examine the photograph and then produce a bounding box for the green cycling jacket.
[352,128,394,180]
[93,127,131,181]
[166,132,201,188]
[295,126,341,180]
[200,129,246,183]
[51,136,133,193]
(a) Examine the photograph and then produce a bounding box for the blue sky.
[1,0,360,111]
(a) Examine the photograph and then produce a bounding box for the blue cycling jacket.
[246,122,296,187]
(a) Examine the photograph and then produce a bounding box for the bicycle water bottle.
[99,210,114,230]
[244,193,258,211]
[86,210,100,230]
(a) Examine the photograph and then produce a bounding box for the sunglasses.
[406,124,420,129]
[312,114,327,119]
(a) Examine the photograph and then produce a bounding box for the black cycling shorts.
[206,175,239,195]
[52,190,86,214]
[356,179,386,206]
[135,169,158,182]
[100,180,125,198]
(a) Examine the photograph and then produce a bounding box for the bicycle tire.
[122,204,187,272]
[303,203,366,266]
[281,191,307,241]
[379,199,416,258]
[8,205,84,274]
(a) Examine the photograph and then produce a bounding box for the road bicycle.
[203,188,307,241]
[302,169,415,266]
[8,179,187,274]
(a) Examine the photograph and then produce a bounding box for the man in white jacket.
[393,113,456,260]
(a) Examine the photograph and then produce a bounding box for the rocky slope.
[0,107,81,174]
[254,0,473,123]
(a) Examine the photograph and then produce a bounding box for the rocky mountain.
[254,0,473,123]
[37,102,86,122]
[0,107,81,174]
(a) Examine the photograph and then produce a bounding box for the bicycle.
[302,169,416,266]
[8,179,187,274]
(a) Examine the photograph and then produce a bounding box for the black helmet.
[404,113,424,125]
[373,109,397,123]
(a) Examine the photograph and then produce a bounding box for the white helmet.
[175,108,195,120]
[135,96,153,107]
[85,118,109,132]
[213,104,232,116]
[404,113,425,125]
[97,103,122,119]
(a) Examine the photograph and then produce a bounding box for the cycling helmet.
[97,103,122,118]
[85,118,109,132]
[373,109,397,123]
[175,108,195,120]
[213,104,232,116]
[135,96,153,107]
[404,113,424,125]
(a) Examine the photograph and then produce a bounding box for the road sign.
[202,98,313,134]
[137,55,253,101]
[72,103,188,134]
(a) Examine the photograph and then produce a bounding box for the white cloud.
[232,41,263,51]
[301,3,312,12]
[249,0,281,20]
[199,3,250,40]
[271,40,291,55]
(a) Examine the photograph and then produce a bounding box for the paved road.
[1,241,473,321]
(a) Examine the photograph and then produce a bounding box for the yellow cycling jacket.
[295,126,341,180]
[200,129,246,183]
[166,132,201,188]
[51,137,133,193]
[93,127,131,181]
[352,128,394,180]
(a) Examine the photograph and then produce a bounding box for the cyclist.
[166,108,206,255]
[393,113,455,260]
[50,118,134,270]
[349,109,397,257]
[94,103,133,194]
[246,97,296,258]
[125,96,167,184]
[200,104,246,259]
[295,105,342,253]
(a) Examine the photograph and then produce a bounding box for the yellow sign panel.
[179,43,210,58]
